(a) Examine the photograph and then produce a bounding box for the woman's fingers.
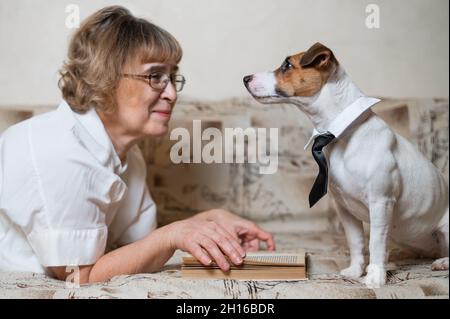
[243,238,260,252]
[197,235,230,271]
[239,223,276,251]
[206,225,246,264]
[173,220,231,270]
[186,242,212,266]
[176,218,276,272]
[255,228,276,251]
[201,223,242,264]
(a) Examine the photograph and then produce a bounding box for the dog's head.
[243,42,339,104]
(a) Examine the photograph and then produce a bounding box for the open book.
[181,251,307,280]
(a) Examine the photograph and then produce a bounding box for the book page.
[182,251,305,267]
[243,253,305,266]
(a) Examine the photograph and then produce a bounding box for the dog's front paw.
[431,257,449,270]
[340,264,365,278]
[362,264,386,288]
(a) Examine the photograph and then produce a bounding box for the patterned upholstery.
[137,97,449,226]
[0,98,448,298]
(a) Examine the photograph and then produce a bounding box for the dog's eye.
[281,60,293,72]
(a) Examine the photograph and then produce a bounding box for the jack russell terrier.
[243,42,449,288]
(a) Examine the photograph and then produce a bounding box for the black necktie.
[309,132,335,208]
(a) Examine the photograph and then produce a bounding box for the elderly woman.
[0,6,274,284]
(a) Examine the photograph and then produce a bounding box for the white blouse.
[0,100,157,274]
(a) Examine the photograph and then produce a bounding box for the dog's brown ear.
[300,42,336,69]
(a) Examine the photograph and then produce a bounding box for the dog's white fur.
[246,65,449,288]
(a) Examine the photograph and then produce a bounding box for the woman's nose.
[161,82,177,102]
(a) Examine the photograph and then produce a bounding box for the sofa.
[0,97,448,299]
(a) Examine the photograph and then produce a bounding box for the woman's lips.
[151,110,172,118]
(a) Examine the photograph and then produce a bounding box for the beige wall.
[0,0,448,108]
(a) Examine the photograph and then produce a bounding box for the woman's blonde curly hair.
[58,6,182,114]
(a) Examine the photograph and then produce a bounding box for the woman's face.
[113,61,178,138]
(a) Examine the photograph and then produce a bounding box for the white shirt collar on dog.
[304,96,381,150]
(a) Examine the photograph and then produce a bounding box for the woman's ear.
[300,42,335,69]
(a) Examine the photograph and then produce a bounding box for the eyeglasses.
[122,72,186,92]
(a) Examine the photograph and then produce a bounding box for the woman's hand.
[167,218,247,272]
[193,209,276,253]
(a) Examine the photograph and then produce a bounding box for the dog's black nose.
[243,75,253,85]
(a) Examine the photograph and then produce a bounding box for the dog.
[243,42,449,288]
